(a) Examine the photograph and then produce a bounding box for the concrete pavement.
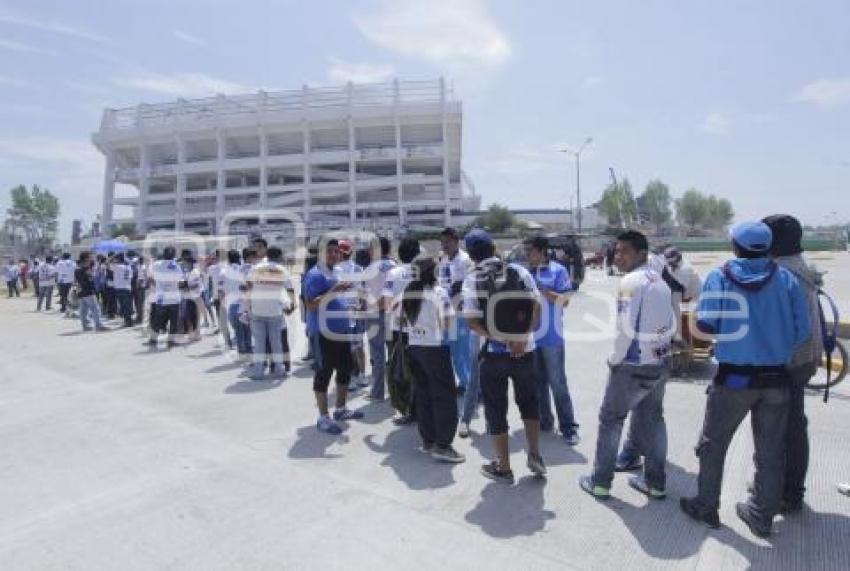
[1,267,849,570]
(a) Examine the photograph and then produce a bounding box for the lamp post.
[560,137,593,236]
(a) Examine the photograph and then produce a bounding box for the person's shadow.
[363,430,456,490]
[287,425,348,459]
[464,476,555,538]
[224,379,282,394]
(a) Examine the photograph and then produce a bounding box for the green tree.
[638,179,672,231]
[475,203,515,233]
[111,222,137,238]
[4,184,60,253]
[705,196,734,229]
[598,178,637,228]
[674,188,707,229]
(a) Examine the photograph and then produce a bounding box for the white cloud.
[327,58,395,84]
[0,8,106,42]
[355,0,510,69]
[581,76,603,89]
[793,78,850,108]
[173,29,207,47]
[112,72,250,98]
[698,112,730,135]
[0,37,55,55]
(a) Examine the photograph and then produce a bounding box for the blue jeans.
[37,285,53,310]
[368,313,388,399]
[79,295,103,330]
[534,344,578,435]
[228,303,252,354]
[694,384,789,523]
[251,316,284,370]
[591,362,669,490]
[449,316,472,388]
[460,330,481,424]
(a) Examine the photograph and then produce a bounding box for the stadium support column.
[394,78,404,228]
[301,85,312,230]
[347,81,356,226]
[259,126,268,226]
[136,144,149,235]
[175,136,185,233]
[440,76,451,227]
[215,129,225,234]
[101,150,115,237]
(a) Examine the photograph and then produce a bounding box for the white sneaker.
[458,422,470,438]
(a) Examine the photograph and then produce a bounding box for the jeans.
[460,331,481,424]
[132,286,146,324]
[228,303,252,354]
[448,316,472,388]
[534,344,578,435]
[79,295,103,330]
[367,313,388,399]
[591,362,669,490]
[409,345,459,447]
[116,289,133,325]
[784,365,812,505]
[37,285,54,310]
[694,384,789,524]
[251,315,284,370]
[7,280,19,297]
[58,283,71,312]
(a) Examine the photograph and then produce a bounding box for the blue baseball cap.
[730,221,772,253]
[464,228,493,250]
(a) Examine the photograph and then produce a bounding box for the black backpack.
[473,261,536,337]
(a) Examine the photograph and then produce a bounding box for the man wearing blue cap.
[680,221,810,538]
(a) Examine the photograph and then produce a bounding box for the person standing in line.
[364,237,396,402]
[30,258,40,296]
[222,250,248,358]
[75,252,107,332]
[304,238,364,434]
[402,256,465,463]
[55,253,76,315]
[438,227,476,395]
[524,236,580,446]
[579,230,675,501]
[760,214,824,514]
[104,253,117,319]
[680,222,810,538]
[336,239,368,389]
[147,246,185,347]
[5,258,20,298]
[36,256,57,311]
[462,229,546,484]
[182,255,203,342]
[112,253,134,327]
[246,246,292,380]
[382,237,421,425]
[18,259,29,291]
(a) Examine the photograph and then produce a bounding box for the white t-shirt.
[55,259,76,284]
[38,263,58,288]
[334,259,364,327]
[112,263,132,290]
[151,259,185,305]
[407,285,454,347]
[247,261,293,317]
[185,267,204,300]
[438,249,473,294]
[364,257,397,310]
[222,263,245,309]
[382,263,415,332]
[462,258,540,355]
[610,264,675,366]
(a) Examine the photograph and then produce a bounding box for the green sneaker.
[579,475,610,499]
[628,475,666,500]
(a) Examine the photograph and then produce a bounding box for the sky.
[0,0,848,241]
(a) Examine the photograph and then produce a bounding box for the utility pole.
[559,137,593,236]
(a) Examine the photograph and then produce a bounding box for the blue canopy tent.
[93,239,128,254]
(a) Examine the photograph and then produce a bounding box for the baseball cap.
[338,239,353,255]
[663,246,682,264]
[730,221,772,253]
[464,228,493,250]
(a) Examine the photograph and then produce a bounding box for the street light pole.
[560,137,593,236]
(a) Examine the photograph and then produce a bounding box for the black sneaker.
[392,414,415,426]
[615,454,643,472]
[481,461,514,484]
[527,452,547,476]
[679,497,720,529]
[735,502,772,538]
[431,445,466,464]
[419,441,435,454]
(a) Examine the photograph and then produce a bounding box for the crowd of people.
[8,212,848,538]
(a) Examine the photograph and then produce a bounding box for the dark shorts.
[313,335,353,392]
[480,352,540,435]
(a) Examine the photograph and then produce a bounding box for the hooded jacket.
[774,255,824,371]
[697,257,810,366]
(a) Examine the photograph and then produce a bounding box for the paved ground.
[1,262,849,570]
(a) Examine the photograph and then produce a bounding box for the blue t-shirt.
[304,265,350,336]
[532,260,572,347]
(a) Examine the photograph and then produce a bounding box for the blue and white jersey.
[151,259,185,305]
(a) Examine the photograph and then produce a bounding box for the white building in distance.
[92,78,478,238]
